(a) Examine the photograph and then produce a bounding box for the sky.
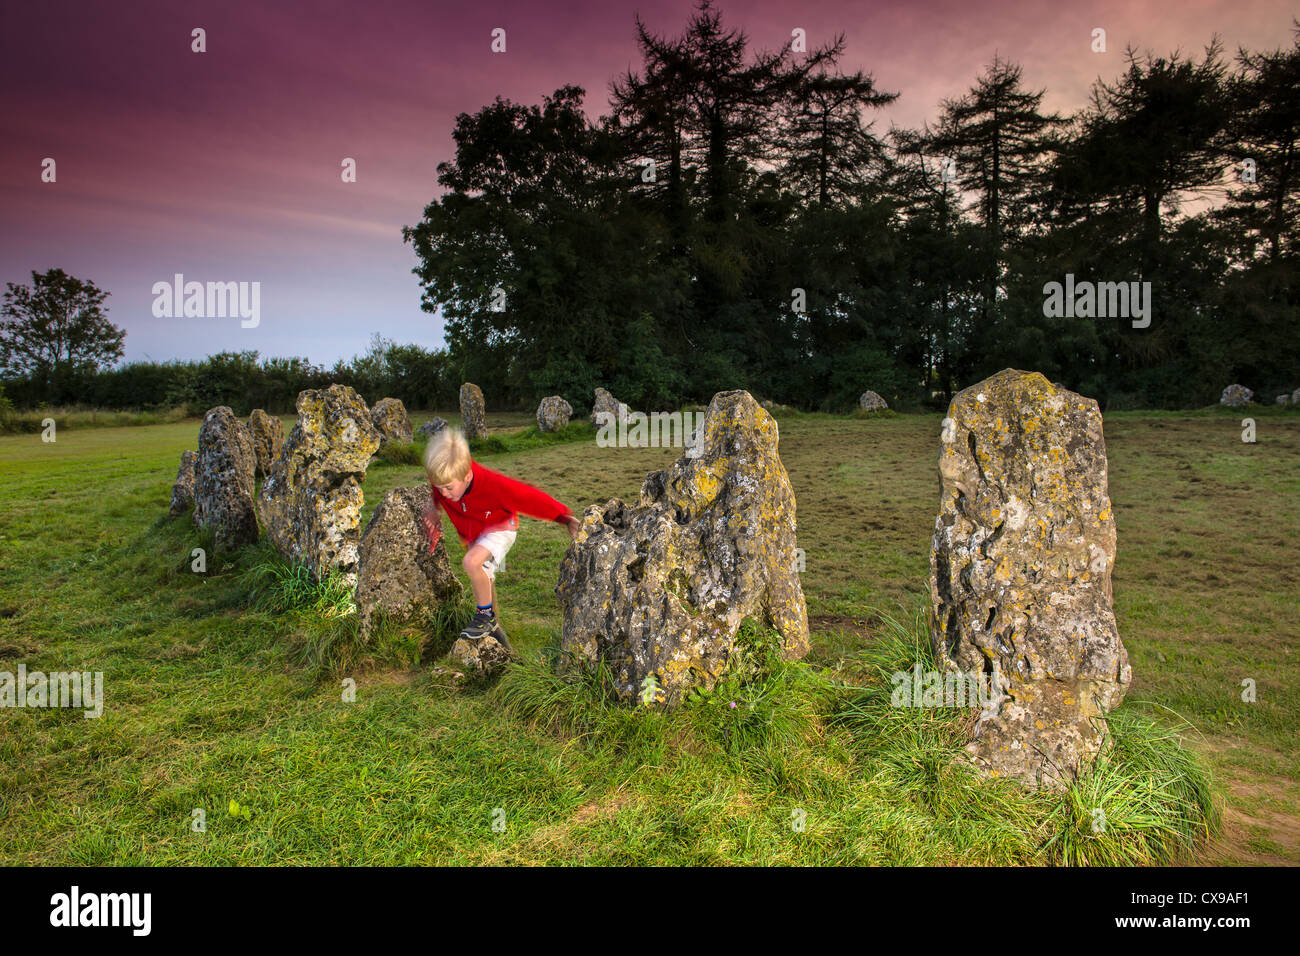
[1,0,1294,369]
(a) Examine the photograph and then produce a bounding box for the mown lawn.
[0,403,1294,864]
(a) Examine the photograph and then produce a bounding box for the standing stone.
[193,407,259,550]
[536,396,573,432]
[247,409,285,479]
[355,485,462,642]
[417,416,448,438]
[1292,388,1300,406]
[459,383,486,440]
[859,390,888,412]
[590,387,631,428]
[1220,384,1253,407]
[370,397,414,446]
[556,389,809,707]
[1277,394,1291,406]
[169,450,197,517]
[257,384,381,587]
[929,369,1131,790]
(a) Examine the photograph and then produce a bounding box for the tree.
[927,57,1066,342]
[775,66,898,207]
[404,85,682,408]
[1216,23,1300,263]
[0,269,125,390]
[608,0,846,335]
[1049,41,1232,272]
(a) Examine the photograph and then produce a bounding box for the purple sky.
[1,0,1293,368]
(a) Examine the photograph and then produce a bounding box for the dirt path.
[1191,736,1300,865]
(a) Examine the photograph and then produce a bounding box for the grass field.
[1,403,1296,864]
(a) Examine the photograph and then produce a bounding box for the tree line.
[0,329,462,417]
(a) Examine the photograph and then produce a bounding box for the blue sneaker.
[460,610,497,641]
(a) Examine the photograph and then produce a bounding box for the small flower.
[729,701,737,709]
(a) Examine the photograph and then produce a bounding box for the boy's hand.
[562,514,581,541]
[419,506,440,551]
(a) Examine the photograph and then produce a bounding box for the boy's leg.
[457,530,516,643]
[462,545,494,607]
[481,532,515,650]
[487,576,514,650]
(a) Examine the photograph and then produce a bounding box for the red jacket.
[425,459,571,551]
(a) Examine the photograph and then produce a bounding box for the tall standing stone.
[169,450,197,517]
[257,385,381,587]
[370,397,414,446]
[193,407,259,550]
[247,409,285,479]
[355,485,462,642]
[929,369,1131,789]
[536,396,573,432]
[556,389,809,707]
[459,383,486,440]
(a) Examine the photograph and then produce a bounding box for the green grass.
[0,404,1294,864]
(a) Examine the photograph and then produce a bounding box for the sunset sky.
[1,0,1294,367]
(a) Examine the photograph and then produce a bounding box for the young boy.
[420,426,581,647]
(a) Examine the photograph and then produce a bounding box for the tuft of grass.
[1040,707,1222,866]
[236,542,356,619]
[493,649,624,737]
[372,441,423,467]
[468,420,596,457]
[468,434,511,455]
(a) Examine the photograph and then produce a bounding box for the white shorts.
[471,529,516,580]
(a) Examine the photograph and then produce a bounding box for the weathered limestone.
[590,387,631,428]
[556,389,809,707]
[169,450,197,517]
[370,397,413,446]
[247,409,284,478]
[859,390,888,412]
[1277,394,1291,406]
[257,384,381,587]
[929,369,1131,790]
[1220,384,1253,407]
[459,383,486,440]
[355,485,462,641]
[1292,387,1300,406]
[449,634,510,677]
[193,406,259,550]
[537,396,573,432]
[417,416,448,438]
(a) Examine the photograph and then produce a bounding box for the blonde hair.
[424,426,473,486]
